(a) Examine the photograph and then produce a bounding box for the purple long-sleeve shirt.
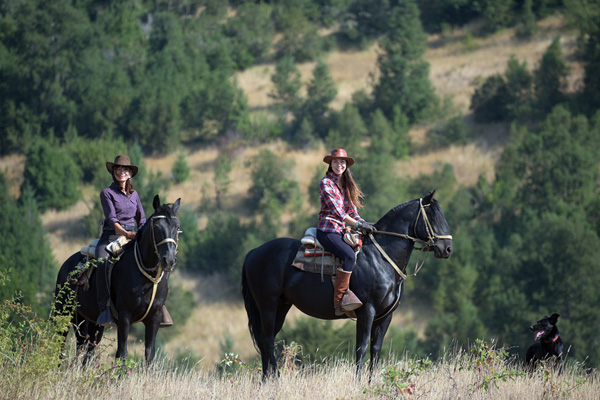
[100,182,146,230]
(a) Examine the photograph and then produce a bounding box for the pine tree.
[534,37,569,114]
[269,56,303,126]
[372,0,437,123]
[303,59,338,138]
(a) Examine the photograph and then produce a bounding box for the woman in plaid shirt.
[316,149,376,316]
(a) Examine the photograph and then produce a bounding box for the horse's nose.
[446,245,453,256]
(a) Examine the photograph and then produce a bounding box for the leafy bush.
[277,319,355,364]
[171,153,191,183]
[427,115,471,148]
[22,138,82,212]
[0,270,70,395]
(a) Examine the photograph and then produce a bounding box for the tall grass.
[1,315,597,400]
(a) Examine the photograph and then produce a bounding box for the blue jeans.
[316,230,356,272]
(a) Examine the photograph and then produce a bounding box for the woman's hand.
[126,231,136,240]
[359,221,377,234]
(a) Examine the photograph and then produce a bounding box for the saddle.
[72,236,130,288]
[291,228,362,276]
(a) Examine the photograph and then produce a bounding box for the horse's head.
[146,194,181,273]
[414,190,453,259]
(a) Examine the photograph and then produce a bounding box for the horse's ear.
[153,194,161,210]
[423,190,436,205]
[172,198,181,215]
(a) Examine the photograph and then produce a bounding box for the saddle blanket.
[291,244,339,275]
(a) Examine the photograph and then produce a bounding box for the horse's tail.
[241,250,262,354]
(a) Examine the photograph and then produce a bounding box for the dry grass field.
[4,352,598,400]
[1,15,584,373]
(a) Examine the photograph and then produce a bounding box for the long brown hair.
[327,165,364,208]
[112,176,135,195]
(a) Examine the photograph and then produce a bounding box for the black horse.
[54,195,181,365]
[242,191,453,379]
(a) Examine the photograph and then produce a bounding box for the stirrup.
[96,308,117,327]
[160,305,173,327]
[341,290,363,312]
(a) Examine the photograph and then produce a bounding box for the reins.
[133,214,178,323]
[369,198,453,280]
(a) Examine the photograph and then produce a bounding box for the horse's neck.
[363,235,414,279]
[367,205,418,276]
[136,235,159,271]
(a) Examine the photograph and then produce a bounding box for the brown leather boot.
[160,305,173,327]
[333,269,362,316]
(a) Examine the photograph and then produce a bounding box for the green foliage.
[0,174,56,313]
[372,0,437,123]
[224,3,274,69]
[273,5,324,62]
[22,138,82,212]
[189,211,249,282]
[470,74,512,122]
[480,0,516,35]
[171,153,191,183]
[467,339,526,393]
[426,115,471,148]
[515,0,538,40]
[326,103,367,159]
[368,359,432,398]
[0,270,70,392]
[213,154,232,211]
[175,205,201,271]
[277,319,355,363]
[534,36,569,114]
[64,135,128,188]
[341,1,392,46]
[248,149,301,215]
[300,59,338,138]
[269,56,303,124]
[471,56,534,122]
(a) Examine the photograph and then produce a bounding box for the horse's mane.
[376,197,447,230]
[376,198,415,227]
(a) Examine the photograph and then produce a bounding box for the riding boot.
[95,259,117,327]
[160,305,173,327]
[333,268,363,316]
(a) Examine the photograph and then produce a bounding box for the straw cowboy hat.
[106,155,139,178]
[323,148,355,166]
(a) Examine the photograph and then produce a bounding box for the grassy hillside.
[21,15,581,367]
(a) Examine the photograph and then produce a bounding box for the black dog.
[525,313,563,370]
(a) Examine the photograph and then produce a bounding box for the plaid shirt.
[317,172,363,233]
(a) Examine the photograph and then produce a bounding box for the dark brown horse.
[242,191,452,379]
[53,195,180,365]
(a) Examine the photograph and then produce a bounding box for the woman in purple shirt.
[317,149,376,316]
[95,155,146,327]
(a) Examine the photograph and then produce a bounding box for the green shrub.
[0,271,71,396]
[172,153,191,183]
[23,138,82,212]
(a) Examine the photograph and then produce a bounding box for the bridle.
[368,198,452,280]
[133,213,179,322]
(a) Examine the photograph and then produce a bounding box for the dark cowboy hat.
[323,148,355,166]
[106,155,138,178]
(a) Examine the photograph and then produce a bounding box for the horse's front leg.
[115,314,132,361]
[368,313,393,382]
[144,317,161,366]
[355,306,376,380]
